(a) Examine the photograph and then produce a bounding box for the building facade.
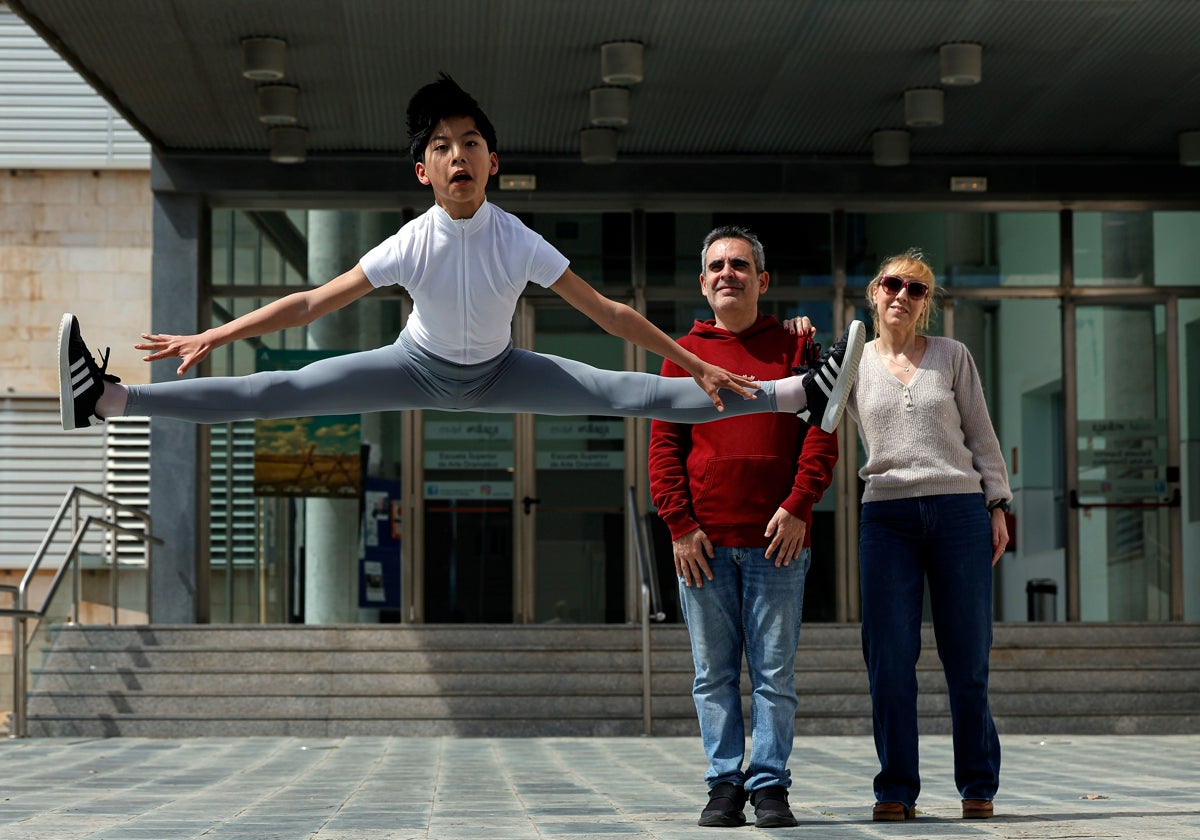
[1,6,1197,632]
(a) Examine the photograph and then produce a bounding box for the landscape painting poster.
[253,414,362,497]
[252,348,362,498]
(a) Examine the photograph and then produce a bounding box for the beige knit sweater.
[848,336,1012,505]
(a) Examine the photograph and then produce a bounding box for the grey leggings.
[124,330,779,424]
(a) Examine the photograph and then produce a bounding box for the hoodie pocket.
[693,455,794,532]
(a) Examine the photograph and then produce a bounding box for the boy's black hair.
[406,73,498,163]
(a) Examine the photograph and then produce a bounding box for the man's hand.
[673,528,714,588]
[764,508,807,566]
[135,331,217,376]
[780,316,815,337]
[693,361,760,412]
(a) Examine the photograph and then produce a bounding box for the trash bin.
[1026,578,1057,622]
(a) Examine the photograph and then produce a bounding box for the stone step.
[28,664,1199,695]
[26,711,1200,739]
[24,622,1200,738]
[41,624,1200,651]
[30,688,1199,720]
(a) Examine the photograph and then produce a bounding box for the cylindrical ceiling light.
[580,127,618,164]
[872,129,910,167]
[242,37,287,81]
[904,88,944,128]
[269,126,307,164]
[601,41,644,85]
[257,84,299,125]
[1180,131,1200,166]
[939,42,982,86]
[588,87,630,127]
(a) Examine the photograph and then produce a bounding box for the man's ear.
[758,271,770,294]
[415,161,430,186]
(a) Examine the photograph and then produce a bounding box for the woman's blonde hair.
[865,248,939,333]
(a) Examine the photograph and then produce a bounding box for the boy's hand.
[135,332,216,376]
[695,362,759,412]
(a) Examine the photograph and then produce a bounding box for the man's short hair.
[406,73,498,163]
[700,225,766,275]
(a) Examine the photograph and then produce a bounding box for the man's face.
[700,238,767,325]
[414,114,499,217]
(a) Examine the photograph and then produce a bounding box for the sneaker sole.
[755,814,798,828]
[57,312,77,431]
[819,319,865,433]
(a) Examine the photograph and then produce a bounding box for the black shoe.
[58,313,120,430]
[750,785,797,828]
[698,781,747,827]
[793,320,865,433]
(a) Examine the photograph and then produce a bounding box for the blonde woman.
[790,249,1010,821]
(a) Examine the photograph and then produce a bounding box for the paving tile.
[0,735,1197,839]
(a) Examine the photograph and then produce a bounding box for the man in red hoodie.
[649,226,838,829]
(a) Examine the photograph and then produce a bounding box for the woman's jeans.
[859,493,1001,806]
[678,546,810,792]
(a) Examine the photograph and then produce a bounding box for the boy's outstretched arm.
[136,266,375,376]
[550,269,758,411]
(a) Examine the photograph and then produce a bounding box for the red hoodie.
[649,313,838,547]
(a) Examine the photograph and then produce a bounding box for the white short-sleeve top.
[360,201,570,364]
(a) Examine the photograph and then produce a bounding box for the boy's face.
[415,115,499,218]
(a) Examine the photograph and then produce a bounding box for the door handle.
[522,496,541,514]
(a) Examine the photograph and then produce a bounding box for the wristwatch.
[987,498,1010,513]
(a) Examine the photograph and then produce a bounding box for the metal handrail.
[628,486,666,736]
[2,486,162,739]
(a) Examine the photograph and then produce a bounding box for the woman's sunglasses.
[878,275,930,300]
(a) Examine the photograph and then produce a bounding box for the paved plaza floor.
[0,734,1197,839]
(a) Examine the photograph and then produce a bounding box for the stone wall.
[0,169,152,395]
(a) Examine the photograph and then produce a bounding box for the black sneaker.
[698,781,747,827]
[794,320,865,433]
[751,785,798,828]
[58,313,120,430]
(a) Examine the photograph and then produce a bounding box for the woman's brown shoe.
[962,799,994,819]
[872,802,915,821]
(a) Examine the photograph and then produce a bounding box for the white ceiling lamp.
[904,88,944,128]
[257,84,299,125]
[872,129,910,167]
[940,42,982,86]
[601,41,644,85]
[269,126,307,164]
[1180,131,1200,166]
[242,37,287,82]
[588,87,630,127]
[580,127,618,164]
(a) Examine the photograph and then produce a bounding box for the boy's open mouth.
[451,172,472,183]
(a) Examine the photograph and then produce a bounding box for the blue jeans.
[859,493,1001,807]
[678,546,811,792]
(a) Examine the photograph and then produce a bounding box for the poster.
[252,348,362,497]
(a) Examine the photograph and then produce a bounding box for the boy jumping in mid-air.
[59,74,864,434]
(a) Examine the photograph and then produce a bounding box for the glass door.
[519,301,630,624]
[1072,303,1176,620]
[420,411,514,622]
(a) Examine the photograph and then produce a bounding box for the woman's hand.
[991,507,1010,565]
[693,361,759,412]
[135,331,217,376]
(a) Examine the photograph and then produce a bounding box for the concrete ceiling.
[10,0,1200,202]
